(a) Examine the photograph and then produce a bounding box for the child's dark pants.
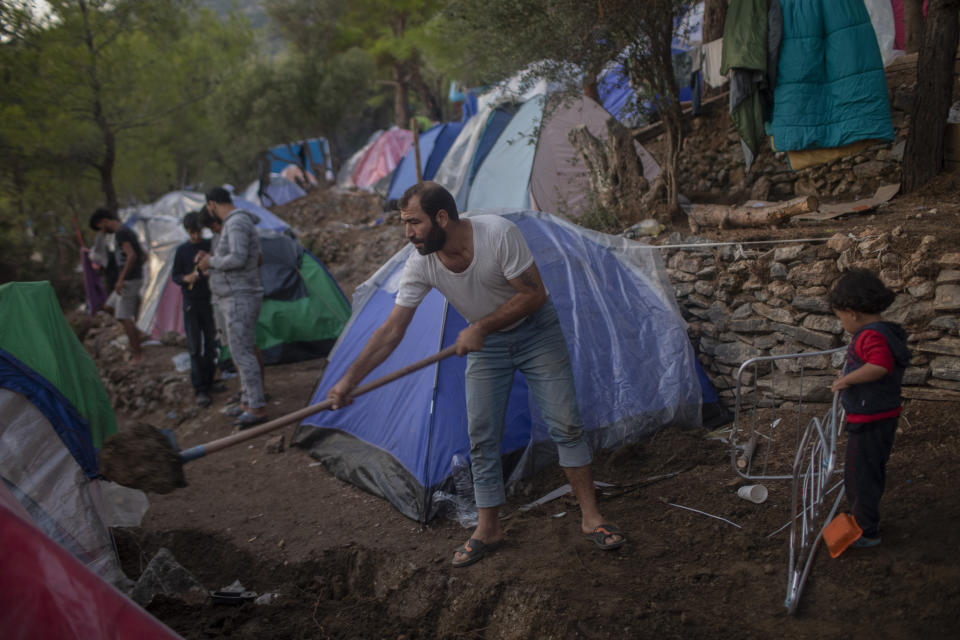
[844,416,898,538]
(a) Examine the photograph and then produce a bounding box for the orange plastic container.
[823,513,863,558]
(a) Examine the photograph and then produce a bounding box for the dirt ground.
[102,154,960,637]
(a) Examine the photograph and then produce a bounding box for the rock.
[802,314,843,334]
[928,316,959,333]
[694,281,716,297]
[674,282,695,297]
[131,548,205,606]
[930,357,960,381]
[787,260,838,288]
[265,434,285,454]
[773,245,804,262]
[827,232,855,253]
[858,233,891,257]
[934,285,960,311]
[792,295,832,314]
[853,161,890,179]
[907,281,935,299]
[902,367,930,386]
[713,340,759,366]
[937,270,960,284]
[916,337,960,357]
[938,253,960,267]
[749,176,772,201]
[770,322,838,350]
[728,318,769,333]
[770,262,789,280]
[752,302,796,324]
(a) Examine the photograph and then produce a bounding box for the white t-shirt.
[395,215,535,326]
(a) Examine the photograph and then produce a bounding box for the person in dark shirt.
[171,212,218,408]
[829,269,911,548]
[89,208,146,363]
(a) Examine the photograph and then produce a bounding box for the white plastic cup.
[737,484,768,504]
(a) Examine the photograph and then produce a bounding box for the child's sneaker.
[851,535,881,548]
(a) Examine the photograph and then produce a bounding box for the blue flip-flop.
[233,411,268,430]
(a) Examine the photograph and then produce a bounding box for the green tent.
[1,281,126,584]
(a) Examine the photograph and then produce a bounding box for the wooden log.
[687,195,819,232]
[736,434,758,471]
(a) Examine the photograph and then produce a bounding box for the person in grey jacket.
[197,187,267,428]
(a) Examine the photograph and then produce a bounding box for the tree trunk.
[902,0,960,193]
[568,118,648,218]
[410,63,442,122]
[703,0,728,43]
[79,0,118,213]
[687,196,818,232]
[98,125,118,213]
[904,0,924,54]
[392,62,411,129]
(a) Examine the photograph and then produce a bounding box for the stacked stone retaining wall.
[661,230,960,406]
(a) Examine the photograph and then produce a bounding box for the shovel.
[99,345,459,493]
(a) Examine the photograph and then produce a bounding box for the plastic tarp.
[865,0,898,67]
[241,175,307,208]
[386,124,445,201]
[351,128,414,190]
[336,130,382,189]
[267,137,331,174]
[0,482,181,640]
[294,209,704,523]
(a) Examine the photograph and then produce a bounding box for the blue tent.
[267,138,331,175]
[293,210,709,522]
[386,122,464,202]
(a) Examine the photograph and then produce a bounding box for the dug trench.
[107,349,960,640]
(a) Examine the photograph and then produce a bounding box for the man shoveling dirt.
[326,182,626,568]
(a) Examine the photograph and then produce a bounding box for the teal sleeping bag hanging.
[767,0,894,152]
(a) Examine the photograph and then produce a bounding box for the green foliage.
[0,0,253,295]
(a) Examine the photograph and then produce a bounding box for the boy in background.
[171,212,218,408]
[829,269,911,548]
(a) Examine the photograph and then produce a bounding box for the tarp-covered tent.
[120,191,350,364]
[294,210,707,522]
[386,121,464,202]
[267,137,332,176]
[466,94,660,218]
[345,128,414,193]
[0,281,127,586]
[0,482,181,640]
[241,175,307,208]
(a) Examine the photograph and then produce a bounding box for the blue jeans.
[465,299,591,508]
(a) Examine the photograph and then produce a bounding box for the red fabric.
[855,329,895,373]
[0,485,182,640]
[151,276,185,339]
[890,0,904,50]
[351,129,413,189]
[847,329,900,423]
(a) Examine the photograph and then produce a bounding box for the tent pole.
[411,118,423,183]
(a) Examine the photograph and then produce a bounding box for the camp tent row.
[118,190,350,365]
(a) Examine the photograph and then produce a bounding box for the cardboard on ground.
[792,183,901,222]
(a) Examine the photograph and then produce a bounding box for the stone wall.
[661,231,960,405]
[676,82,916,202]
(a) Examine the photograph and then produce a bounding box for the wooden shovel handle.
[180,345,459,462]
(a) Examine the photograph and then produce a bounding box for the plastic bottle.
[451,454,478,527]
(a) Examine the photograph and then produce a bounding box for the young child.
[171,212,218,408]
[828,269,911,548]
